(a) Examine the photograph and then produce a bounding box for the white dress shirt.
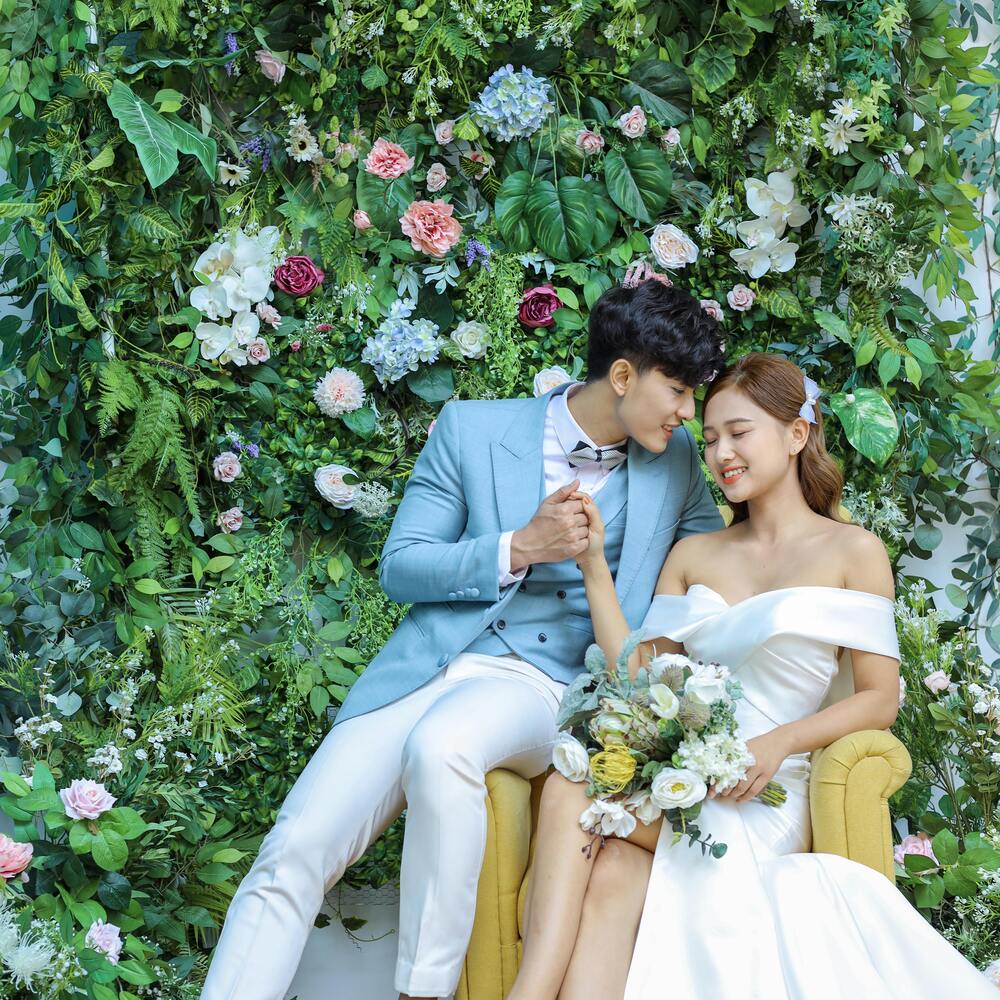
[497,382,628,586]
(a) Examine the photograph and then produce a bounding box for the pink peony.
[353,209,372,231]
[434,120,455,144]
[256,302,281,327]
[399,199,463,257]
[0,833,33,881]
[245,339,271,365]
[59,778,116,820]
[425,163,448,192]
[363,137,414,180]
[86,919,123,965]
[518,283,561,328]
[923,670,951,693]
[894,832,937,867]
[216,507,244,533]
[273,255,325,296]
[213,451,242,482]
[661,127,681,148]
[700,299,724,322]
[617,105,647,139]
[576,129,605,155]
[727,283,756,312]
[254,50,286,84]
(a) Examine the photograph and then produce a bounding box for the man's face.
[615,366,696,453]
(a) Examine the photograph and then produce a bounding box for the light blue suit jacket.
[335,382,723,725]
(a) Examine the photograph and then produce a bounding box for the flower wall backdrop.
[1,0,999,994]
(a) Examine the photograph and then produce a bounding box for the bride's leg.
[507,773,607,1000]
[557,840,653,1000]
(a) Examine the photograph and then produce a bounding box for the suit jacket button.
[518,583,527,593]
[469,587,479,597]
[556,590,566,599]
[496,619,506,630]
[447,592,457,600]
[538,632,547,642]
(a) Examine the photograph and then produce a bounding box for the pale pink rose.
[650,223,699,270]
[894,832,937,867]
[86,919,123,965]
[314,463,358,509]
[213,451,242,482]
[700,299,724,322]
[216,507,244,533]
[617,105,647,139]
[425,163,448,192]
[363,137,415,180]
[399,199,463,257]
[923,670,951,693]
[353,210,372,231]
[254,50,286,84]
[533,366,573,397]
[59,778,117,820]
[434,120,455,144]
[256,302,281,327]
[727,284,756,312]
[0,833,32,881]
[661,127,681,147]
[245,339,271,365]
[576,129,605,155]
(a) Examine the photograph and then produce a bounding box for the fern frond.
[97,359,141,433]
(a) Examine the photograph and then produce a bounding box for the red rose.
[273,255,325,297]
[518,283,561,328]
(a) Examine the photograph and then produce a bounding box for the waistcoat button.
[556,590,566,599]
[496,619,506,630]
[538,632,547,642]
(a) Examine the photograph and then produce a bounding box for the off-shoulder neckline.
[677,583,895,609]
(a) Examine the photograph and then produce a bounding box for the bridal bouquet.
[554,632,786,859]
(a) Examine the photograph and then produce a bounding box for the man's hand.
[510,480,589,572]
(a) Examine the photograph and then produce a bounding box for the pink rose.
[700,299,724,322]
[246,339,271,365]
[290,339,302,352]
[213,451,242,482]
[727,283,756,312]
[399,199,463,257]
[0,833,32,881]
[425,163,449,192]
[617,105,647,139]
[353,209,372,231]
[254,50,286,84]
[273,255,325,296]
[86,919,123,965]
[518,283,561,328]
[363,137,415,180]
[59,778,116,820]
[256,302,281,327]
[894,832,937,867]
[434,120,455,144]
[923,670,951,693]
[576,129,605,155]
[217,507,244,533]
[661,127,681,148]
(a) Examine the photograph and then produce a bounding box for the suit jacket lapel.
[616,439,669,604]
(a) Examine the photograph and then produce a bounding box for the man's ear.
[608,358,635,397]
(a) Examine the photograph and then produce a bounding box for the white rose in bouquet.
[684,663,730,706]
[552,733,590,783]
[650,767,707,810]
[649,683,680,720]
[580,799,637,838]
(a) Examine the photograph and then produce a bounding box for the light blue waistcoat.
[335,383,723,726]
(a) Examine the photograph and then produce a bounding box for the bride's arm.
[719,530,901,804]
[574,493,688,679]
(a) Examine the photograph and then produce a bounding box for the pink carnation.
[399,199,463,257]
[216,507,244,533]
[894,832,937,867]
[213,451,242,482]
[59,778,116,820]
[314,367,365,417]
[86,919,123,965]
[353,210,372,231]
[254,50,286,84]
[290,339,302,352]
[0,833,33,881]
[364,137,414,180]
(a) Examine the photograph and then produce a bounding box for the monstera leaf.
[603,147,672,224]
[829,388,899,467]
[525,176,595,261]
[691,46,736,94]
[622,59,691,125]
[495,170,536,251]
[355,169,415,232]
[106,80,178,188]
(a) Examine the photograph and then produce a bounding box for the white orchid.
[228,226,280,272]
[579,798,637,838]
[190,279,231,321]
[745,171,796,218]
[730,236,799,279]
[231,309,261,345]
[194,242,235,279]
[221,266,271,313]
[195,321,235,361]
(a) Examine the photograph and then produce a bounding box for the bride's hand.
[712,730,792,804]
[569,491,607,574]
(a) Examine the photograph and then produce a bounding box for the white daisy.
[287,130,319,162]
[217,160,250,186]
[825,193,862,226]
[821,119,865,154]
[830,98,861,124]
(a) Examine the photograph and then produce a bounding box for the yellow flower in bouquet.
[589,745,636,793]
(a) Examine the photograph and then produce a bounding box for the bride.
[507,352,995,999]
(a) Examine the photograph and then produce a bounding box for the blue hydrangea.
[362,298,443,386]
[471,65,555,141]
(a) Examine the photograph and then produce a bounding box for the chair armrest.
[810,730,912,881]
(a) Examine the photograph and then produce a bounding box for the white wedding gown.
[625,584,994,999]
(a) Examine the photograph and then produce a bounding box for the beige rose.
[425,163,449,192]
[314,463,358,509]
[434,120,455,144]
[254,50,286,84]
[617,105,647,139]
[650,223,699,270]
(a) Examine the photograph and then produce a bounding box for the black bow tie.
[566,440,628,471]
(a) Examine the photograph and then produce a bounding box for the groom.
[201,279,725,1000]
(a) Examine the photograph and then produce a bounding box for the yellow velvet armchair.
[456,729,911,1000]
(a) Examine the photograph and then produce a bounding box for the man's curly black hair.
[585,280,725,387]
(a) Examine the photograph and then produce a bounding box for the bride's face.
[702,386,807,503]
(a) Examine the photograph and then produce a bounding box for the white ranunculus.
[190,279,232,321]
[684,663,730,706]
[650,223,699,270]
[649,683,680,721]
[195,321,235,361]
[579,799,637,838]
[650,767,707,810]
[314,463,359,509]
[552,733,590,783]
[450,320,493,359]
[533,366,573,397]
[625,789,662,826]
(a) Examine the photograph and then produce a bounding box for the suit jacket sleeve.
[674,429,725,540]
[378,401,502,605]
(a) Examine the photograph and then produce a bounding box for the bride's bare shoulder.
[668,523,741,563]
[831,522,895,598]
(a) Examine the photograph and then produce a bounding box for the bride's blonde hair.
[703,353,845,524]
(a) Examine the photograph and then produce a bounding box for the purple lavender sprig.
[465,238,492,271]
[223,32,238,77]
[238,134,271,172]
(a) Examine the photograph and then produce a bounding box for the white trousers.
[200,652,565,1000]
